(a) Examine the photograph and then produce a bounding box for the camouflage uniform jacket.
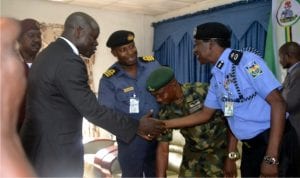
[158,82,228,177]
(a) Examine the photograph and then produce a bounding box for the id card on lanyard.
[224,101,234,117]
[223,93,234,117]
[129,94,139,113]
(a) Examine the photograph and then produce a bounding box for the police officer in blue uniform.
[98,30,161,177]
[163,22,286,177]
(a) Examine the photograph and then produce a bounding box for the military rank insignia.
[188,99,202,113]
[245,61,263,78]
[103,68,118,78]
[140,56,155,62]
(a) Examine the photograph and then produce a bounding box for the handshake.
[137,111,166,140]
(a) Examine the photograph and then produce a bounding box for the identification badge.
[129,94,139,113]
[224,101,234,117]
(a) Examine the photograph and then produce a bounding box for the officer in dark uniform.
[162,22,286,177]
[146,66,230,177]
[98,30,161,177]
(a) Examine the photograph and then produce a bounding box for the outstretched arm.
[164,106,216,129]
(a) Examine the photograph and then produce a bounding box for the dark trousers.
[240,120,300,178]
[279,121,300,177]
[240,129,269,177]
[117,137,157,178]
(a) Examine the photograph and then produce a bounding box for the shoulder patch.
[245,61,263,78]
[103,67,119,78]
[229,50,243,65]
[139,55,155,62]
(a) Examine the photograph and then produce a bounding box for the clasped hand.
[137,111,166,140]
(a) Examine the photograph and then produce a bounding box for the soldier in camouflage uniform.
[146,66,228,177]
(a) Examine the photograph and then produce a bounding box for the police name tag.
[129,94,139,113]
[224,101,234,117]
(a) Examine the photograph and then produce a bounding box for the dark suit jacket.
[282,62,300,143]
[281,62,300,176]
[20,38,139,177]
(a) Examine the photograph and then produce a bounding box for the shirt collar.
[114,58,145,77]
[288,61,300,74]
[59,37,79,55]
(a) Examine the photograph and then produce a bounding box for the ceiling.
[46,0,237,17]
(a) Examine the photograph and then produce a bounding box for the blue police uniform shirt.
[98,57,160,121]
[204,48,281,140]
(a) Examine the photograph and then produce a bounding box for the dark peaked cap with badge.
[106,30,135,48]
[146,66,174,92]
[194,22,231,40]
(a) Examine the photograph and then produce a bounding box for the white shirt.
[59,36,79,55]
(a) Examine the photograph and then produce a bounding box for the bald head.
[279,42,300,61]
[62,12,99,37]
[62,12,100,58]
[279,41,300,69]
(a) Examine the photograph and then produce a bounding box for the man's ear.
[111,49,117,57]
[74,25,83,39]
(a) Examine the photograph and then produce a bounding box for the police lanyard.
[222,64,257,103]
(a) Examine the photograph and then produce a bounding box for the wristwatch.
[228,151,240,160]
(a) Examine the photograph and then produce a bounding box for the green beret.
[194,22,231,40]
[106,30,135,48]
[146,66,174,92]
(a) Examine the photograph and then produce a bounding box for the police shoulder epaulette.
[229,50,243,65]
[103,67,119,78]
[139,55,155,62]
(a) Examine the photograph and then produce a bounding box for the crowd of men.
[1,12,299,178]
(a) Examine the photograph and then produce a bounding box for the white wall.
[1,0,238,92]
[1,0,155,93]
[155,0,240,22]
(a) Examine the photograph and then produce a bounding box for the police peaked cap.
[106,30,135,48]
[194,22,231,40]
[146,66,174,92]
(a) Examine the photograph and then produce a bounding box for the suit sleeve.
[55,56,138,143]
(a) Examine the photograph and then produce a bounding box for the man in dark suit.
[278,41,300,177]
[20,12,164,177]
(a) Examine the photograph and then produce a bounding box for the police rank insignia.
[245,61,263,78]
[229,50,243,65]
[140,56,155,62]
[103,68,118,78]
[216,60,224,69]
